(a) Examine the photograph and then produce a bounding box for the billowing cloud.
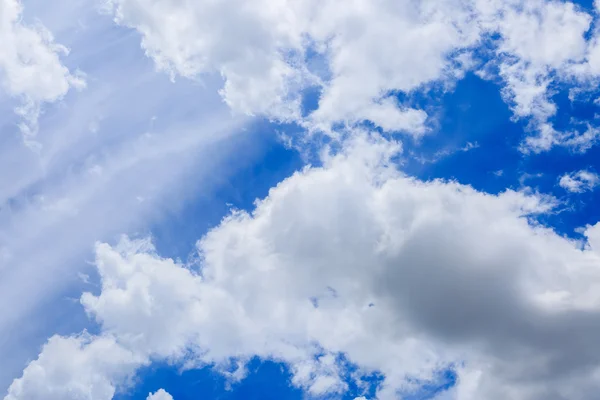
[7,134,600,400]
[3,334,143,400]
[102,0,479,135]
[103,0,482,135]
[104,0,600,151]
[0,0,85,146]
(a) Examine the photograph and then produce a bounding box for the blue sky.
[4,1,600,400]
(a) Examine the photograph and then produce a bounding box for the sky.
[3,0,600,399]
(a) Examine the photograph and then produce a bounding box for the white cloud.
[147,389,174,400]
[559,170,600,193]
[8,134,600,400]
[104,0,482,136]
[6,0,600,398]
[333,97,429,136]
[482,0,593,153]
[0,0,85,146]
[0,2,255,392]
[4,334,143,400]
[103,0,600,151]
[493,0,590,67]
[104,0,309,122]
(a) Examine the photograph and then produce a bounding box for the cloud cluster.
[104,0,479,135]
[104,0,600,151]
[7,135,600,400]
[0,0,85,146]
[559,170,600,193]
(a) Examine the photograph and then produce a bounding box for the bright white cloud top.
[7,135,600,400]
[106,0,600,151]
[2,0,600,399]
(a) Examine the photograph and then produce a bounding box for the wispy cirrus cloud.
[0,0,255,391]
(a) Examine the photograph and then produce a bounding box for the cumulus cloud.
[103,0,600,151]
[7,134,600,400]
[104,0,481,136]
[4,334,143,400]
[559,170,600,193]
[0,0,85,146]
[147,389,174,400]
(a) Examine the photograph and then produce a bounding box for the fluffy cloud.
[147,389,174,400]
[4,334,143,400]
[490,0,590,139]
[7,134,600,400]
[104,0,600,151]
[0,0,85,146]
[104,0,480,135]
[559,170,600,193]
